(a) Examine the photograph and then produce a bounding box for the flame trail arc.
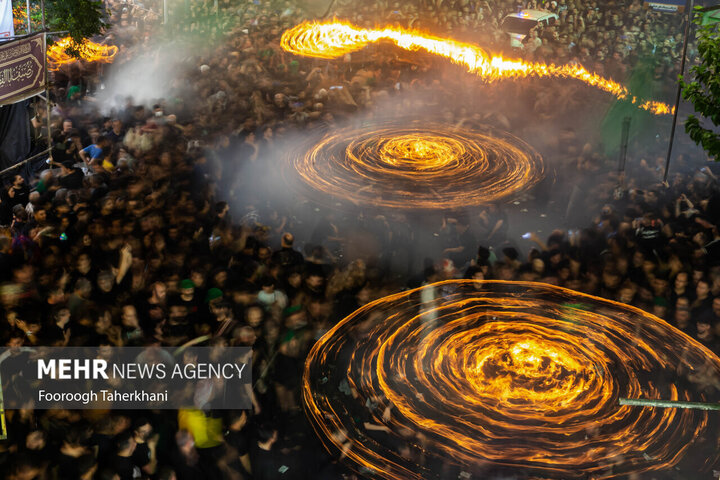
[281,20,673,115]
[303,280,720,479]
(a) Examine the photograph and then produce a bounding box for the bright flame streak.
[281,21,674,116]
[47,37,118,71]
[303,280,720,479]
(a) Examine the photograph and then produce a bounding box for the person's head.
[97,271,114,293]
[602,269,621,290]
[62,119,73,133]
[54,306,71,326]
[697,318,712,337]
[115,430,136,456]
[281,232,294,248]
[260,277,275,293]
[228,410,248,431]
[306,273,324,290]
[676,296,690,310]
[246,305,264,327]
[652,297,668,319]
[25,430,46,450]
[151,282,167,302]
[287,270,302,288]
[675,271,689,290]
[712,297,720,317]
[180,279,194,300]
[618,284,635,304]
[133,417,153,442]
[33,207,47,224]
[258,246,271,263]
[121,304,139,328]
[257,423,278,446]
[157,468,177,480]
[273,93,287,108]
[674,307,690,327]
[465,266,484,282]
[215,201,229,217]
[95,307,112,331]
[76,253,91,273]
[532,258,545,274]
[190,269,205,288]
[693,268,705,285]
[696,278,711,299]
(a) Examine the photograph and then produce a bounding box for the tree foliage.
[680,7,720,160]
[46,0,109,55]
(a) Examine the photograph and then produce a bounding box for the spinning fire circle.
[292,123,543,209]
[304,280,720,479]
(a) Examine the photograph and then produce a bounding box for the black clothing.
[272,247,304,268]
[250,446,305,480]
[59,167,85,190]
[108,454,139,480]
[132,442,151,469]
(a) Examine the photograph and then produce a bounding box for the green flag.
[600,56,665,156]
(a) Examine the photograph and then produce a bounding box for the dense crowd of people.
[0,0,717,478]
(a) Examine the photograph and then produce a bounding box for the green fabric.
[600,56,666,157]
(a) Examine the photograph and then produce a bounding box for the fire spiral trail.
[292,123,543,209]
[281,20,673,115]
[304,281,720,479]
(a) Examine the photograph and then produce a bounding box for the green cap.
[67,85,81,99]
[283,304,303,317]
[205,288,223,303]
[653,297,668,307]
[180,279,195,289]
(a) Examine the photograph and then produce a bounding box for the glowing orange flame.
[291,123,544,209]
[281,21,674,116]
[47,37,118,71]
[304,280,720,478]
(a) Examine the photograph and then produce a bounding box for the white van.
[501,10,559,48]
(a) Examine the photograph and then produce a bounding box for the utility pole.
[663,0,694,184]
[42,0,51,162]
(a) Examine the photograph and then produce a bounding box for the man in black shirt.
[131,417,158,476]
[108,430,140,480]
[58,160,85,190]
[272,233,304,268]
[56,427,91,479]
[250,424,305,480]
[224,410,252,476]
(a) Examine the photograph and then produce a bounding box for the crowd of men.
[0,0,717,478]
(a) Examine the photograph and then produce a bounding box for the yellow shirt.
[178,409,223,448]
